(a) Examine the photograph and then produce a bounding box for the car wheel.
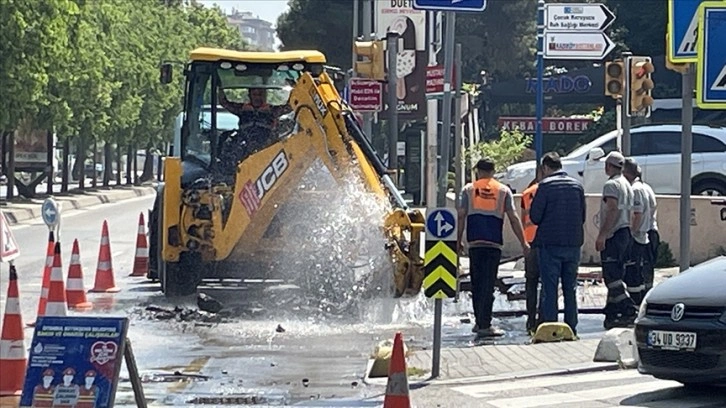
[692,180,726,196]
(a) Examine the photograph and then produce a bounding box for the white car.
[497,124,726,196]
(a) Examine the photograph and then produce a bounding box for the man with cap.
[31,368,56,408]
[457,157,530,337]
[622,157,658,304]
[596,151,637,329]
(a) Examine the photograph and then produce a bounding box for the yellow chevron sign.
[423,240,458,299]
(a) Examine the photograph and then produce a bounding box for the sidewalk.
[0,184,156,225]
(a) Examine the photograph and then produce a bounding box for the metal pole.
[535,0,545,163]
[352,0,359,74]
[622,52,632,155]
[362,0,373,141]
[436,12,455,206]
[432,10,455,381]
[453,43,463,208]
[679,64,694,272]
[387,32,399,181]
[426,11,438,207]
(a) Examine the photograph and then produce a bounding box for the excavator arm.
[161,71,424,297]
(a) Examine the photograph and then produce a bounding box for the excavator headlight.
[220,61,232,69]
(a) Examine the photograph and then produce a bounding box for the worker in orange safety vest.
[521,166,544,334]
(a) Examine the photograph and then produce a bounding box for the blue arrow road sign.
[697,4,726,109]
[413,0,486,12]
[41,198,59,227]
[668,0,707,62]
[426,208,457,241]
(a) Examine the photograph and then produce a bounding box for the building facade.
[226,9,276,51]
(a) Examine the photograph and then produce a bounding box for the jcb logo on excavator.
[255,150,289,200]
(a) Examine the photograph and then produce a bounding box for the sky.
[198,0,288,48]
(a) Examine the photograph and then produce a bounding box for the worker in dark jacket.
[529,152,586,335]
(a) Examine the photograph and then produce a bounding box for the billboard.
[13,118,50,171]
[375,0,427,120]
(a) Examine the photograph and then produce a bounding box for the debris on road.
[131,305,229,323]
[197,293,224,314]
[275,324,286,333]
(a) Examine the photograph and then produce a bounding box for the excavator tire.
[149,190,202,297]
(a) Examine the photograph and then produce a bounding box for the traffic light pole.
[432,10,456,380]
[622,52,632,156]
[679,64,694,272]
[387,32,399,180]
[453,43,463,208]
[425,11,438,207]
[535,0,545,163]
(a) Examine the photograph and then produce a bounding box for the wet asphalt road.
[1,194,611,406]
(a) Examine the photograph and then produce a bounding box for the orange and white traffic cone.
[45,242,68,317]
[89,220,120,293]
[0,264,27,396]
[130,212,149,277]
[28,231,55,327]
[383,332,411,408]
[65,239,92,311]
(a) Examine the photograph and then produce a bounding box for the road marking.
[167,355,211,394]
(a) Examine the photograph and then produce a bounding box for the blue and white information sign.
[425,208,457,241]
[668,0,707,62]
[697,3,726,109]
[413,0,487,12]
[20,316,129,408]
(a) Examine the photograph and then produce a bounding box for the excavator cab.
[153,48,425,302]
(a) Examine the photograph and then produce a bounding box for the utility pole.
[621,51,632,155]
[386,32,399,181]
[436,12,455,207]
[352,0,359,74]
[453,43,463,208]
[425,10,438,207]
[679,64,694,271]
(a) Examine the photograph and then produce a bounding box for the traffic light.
[628,56,655,115]
[353,40,385,81]
[604,60,625,98]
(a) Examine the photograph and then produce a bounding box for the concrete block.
[593,328,639,368]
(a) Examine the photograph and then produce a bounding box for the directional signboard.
[413,0,486,12]
[668,0,707,63]
[543,31,615,60]
[423,208,458,299]
[42,197,60,228]
[348,79,383,112]
[544,3,615,32]
[696,3,726,109]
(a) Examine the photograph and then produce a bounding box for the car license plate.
[647,330,697,350]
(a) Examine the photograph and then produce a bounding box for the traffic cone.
[45,242,67,317]
[89,220,120,293]
[130,212,149,277]
[383,332,411,408]
[28,231,55,327]
[0,264,27,396]
[65,239,92,311]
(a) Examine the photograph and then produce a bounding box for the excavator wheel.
[149,190,202,297]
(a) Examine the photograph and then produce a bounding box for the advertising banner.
[20,316,130,408]
[375,0,427,120]
[13,118,49,170]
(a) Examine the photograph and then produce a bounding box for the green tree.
[465,128,532,173]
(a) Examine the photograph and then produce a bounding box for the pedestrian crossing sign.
[0,210,19,262]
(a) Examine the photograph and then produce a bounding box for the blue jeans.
[537,245,581,333]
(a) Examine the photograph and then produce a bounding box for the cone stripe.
[97,261,111,270]
[71,253,80,263]
[135,248,149,257]
[101,236,109,245]
[45,302,67,316]
[3,299,20,315]
[138,225,145,234]
[67,278,84,289]
[0,340,25,359]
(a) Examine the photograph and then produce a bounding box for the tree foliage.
[466,128,532,173]
[0,0,245,152]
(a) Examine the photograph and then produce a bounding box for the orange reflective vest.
[466,178,507,246]
[521,183,539,244]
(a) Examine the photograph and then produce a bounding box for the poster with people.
[19,316,129,408]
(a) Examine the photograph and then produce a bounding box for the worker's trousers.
[601,227,638,321]
[644,229,661,294]
[524,246,540,332]
[624,239,647,306]
[468,246,502,330]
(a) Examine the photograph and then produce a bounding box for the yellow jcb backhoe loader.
[150,47,425,302]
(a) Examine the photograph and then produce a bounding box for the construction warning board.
[0,210,20,262]
[423,208,458,299]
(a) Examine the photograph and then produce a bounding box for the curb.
[413,362,623,387]
[1,185,156,225]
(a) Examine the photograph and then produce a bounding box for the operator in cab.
[217,86,292,133]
